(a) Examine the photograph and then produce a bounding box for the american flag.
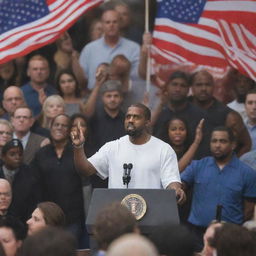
[151,0,256,80]
[0,0,103,64]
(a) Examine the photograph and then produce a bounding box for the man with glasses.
[2,86,25,120]
[11,106,49,164]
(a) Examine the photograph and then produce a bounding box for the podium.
[86,188,180,235]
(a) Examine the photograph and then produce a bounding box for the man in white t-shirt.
[71,103,185,204]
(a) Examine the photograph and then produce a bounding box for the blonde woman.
[39,95,65,130]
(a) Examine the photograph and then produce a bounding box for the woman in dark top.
[160,117,204,172]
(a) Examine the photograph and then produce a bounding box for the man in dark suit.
[11,106,49,164]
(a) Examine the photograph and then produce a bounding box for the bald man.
[0,178,12,216]
[2,86,25,120]
[107,234,158,256]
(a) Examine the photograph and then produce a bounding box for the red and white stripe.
[152,0,256,80]
[0,0,103,64]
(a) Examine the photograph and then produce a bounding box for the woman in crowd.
[39,95,65,130]
[0,216,26,256]
[54,32,86,91]
[27,201,66,236]
[31,114,85,248]
[0,119,13,158]
[56,70,85,116]
[160,117,204,172]
[89,19,103,41]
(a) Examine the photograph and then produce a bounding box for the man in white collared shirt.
[11,106,49,164]
[244,89,256,151]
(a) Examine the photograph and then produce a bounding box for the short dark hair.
[37,202,66,227]
[246,88,256,98]
[93,202,137,250]
[166,71,190,86]
[211,126,235,142]
[0,215,27,241]
[18,227,76,256]
[129,103,151,121]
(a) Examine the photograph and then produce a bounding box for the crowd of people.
[0,1,256,256]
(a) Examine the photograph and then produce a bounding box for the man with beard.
[190,70,251,157]
[71,103,185,204]
[181,126,256,250]
[153,71,212,159]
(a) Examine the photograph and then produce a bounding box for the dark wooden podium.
[86,188,180,235]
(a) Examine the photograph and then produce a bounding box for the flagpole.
[145,0,151,93]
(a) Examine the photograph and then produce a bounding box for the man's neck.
[193,97,214,110]
[129,132,151,145]
[30,81,47,91]
[0,209,7,216]
[104,35,119,48]
[15,130,29,139]
[104,107,120,118]
[215,154,233,170]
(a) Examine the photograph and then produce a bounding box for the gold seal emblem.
[121,194,147,220]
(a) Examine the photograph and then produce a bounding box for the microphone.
[123,163,128,185]
[126,163,133,187]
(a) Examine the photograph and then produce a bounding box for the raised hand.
[70,121,85,148]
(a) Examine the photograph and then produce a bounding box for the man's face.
[245,93,256,123]
[27,59,49,84]
[166,78,189,103]
[0,181,12,213]
[102,90,123,112]
[0,124,12,147]
[125,106,149,137]
[192,73,214,102]
[115,5,130,29]
[2,147,23,170]
[11,108,34,134]
[102,10,120,38]
[50,115,69,143]
[234,74,253,97]
[210,131,234,161]
[2,88,24,114]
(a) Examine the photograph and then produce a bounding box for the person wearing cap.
[0,139,39,223]
[83,79,126,188]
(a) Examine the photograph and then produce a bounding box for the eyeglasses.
[0,131,12,136]
[4,97,23,102]
[13,115,31,120]
[0,192,11,197]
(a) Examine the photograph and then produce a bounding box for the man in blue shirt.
[79,9,140,90]
[21,55,57,117]
[181,126,256,249]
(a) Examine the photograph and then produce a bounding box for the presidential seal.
[121,194,147,220]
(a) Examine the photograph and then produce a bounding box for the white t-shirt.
[88,135,181,189]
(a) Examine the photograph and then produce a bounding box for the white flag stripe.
[154,30,225,59]
[155,18,222,44]
[205,1,256,12]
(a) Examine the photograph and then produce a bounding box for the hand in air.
[70,121,85,147]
